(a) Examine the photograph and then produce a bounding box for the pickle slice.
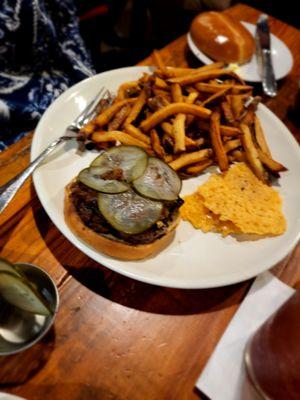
[0,258,23,278]
[78,167,130,193]
[98,189,163,234]
[133,157,182,201]
[91,145,148,182]
[0,271,52,316]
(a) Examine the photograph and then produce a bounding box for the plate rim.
[32,66,300,289]
[187,21,294,82]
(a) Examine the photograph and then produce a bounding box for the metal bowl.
[0,263,59,355]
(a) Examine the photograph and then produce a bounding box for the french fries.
[210,111,228,171]
[108,105,130,131]
[173,113,186,152]
[230,149,247,162]
[224,139,242,153]
[152,49,166,72]
[221,101,235,125]
[123,124,151,145]
[168,69,244,85]
[81,62,286,182]
[95,98,136,127]
[161,122,197,147]
[185,159,213,175]
[254,115,271,155]
[150,129,166,159]
[169,149,213,170]
[195,82,252,94]
[92,131,150,150]
[125,90,147,125]
[116,81,139,101]
[240,124,268,183]
[171,83,183,102]
[257,148,287,172]
[201,86,232,106]
[140,103,211,132]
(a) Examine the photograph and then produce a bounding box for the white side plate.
[187,22,293,82]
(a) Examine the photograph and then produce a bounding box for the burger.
[64,146,183,260]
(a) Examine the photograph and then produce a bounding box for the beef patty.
[70,181,183,245]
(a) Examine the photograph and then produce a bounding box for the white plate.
[0,394,25,400]
[32,66,300,289]
[187,22,293,82]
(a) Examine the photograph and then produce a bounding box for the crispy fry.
[123,124,151,145]
[140,102,211,132]
[195,82,252,94]
[162,132,174,151]
[185,92,198,104]
[116,81,139,100]
[170,84,186,152]
[150,129,166,159]
[95,98,136,127]
[257,148,287,172]
[201,86,232,106]
[197,120,241,136]
[168,69,244,85]
[230,150,247,162]
[185,92,198,125]
[221,101,236,125]
[160,121,173,135]
[227,95,246,119]
[224,139,242,153]
[157,62,226,78]
[159,67,195,77]
[152,49,166,72]
[254,115,271,155]
[172,113,186,152]
[195,61,226,71]
[171,83,183,102]
[185,159,213,174]
[152,88,171,103]
[185,86,199,95]
[154,77,168,89]
[239,109,255,125]
[220,125,242,136]
[210,111,228,171]
[80,121,96,136]
[108,105,131,131]
[148,95,170,111]
[124,90,147,125]
[169,149,212,171]
[161,122,196,147]
[164,154,174,163]
[91,130,149,150]
[240,124,268,182]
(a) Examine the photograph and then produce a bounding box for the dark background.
[76,0,300,72]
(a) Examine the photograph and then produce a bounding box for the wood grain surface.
[0,4,300,400]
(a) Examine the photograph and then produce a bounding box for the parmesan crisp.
[180,163,286,236]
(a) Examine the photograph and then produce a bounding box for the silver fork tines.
[0,86,108,214]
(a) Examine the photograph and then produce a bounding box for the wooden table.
[1,4,300,399]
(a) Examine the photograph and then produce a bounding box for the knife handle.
[261,49,277,97]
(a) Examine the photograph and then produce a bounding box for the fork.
[0,87,107,214]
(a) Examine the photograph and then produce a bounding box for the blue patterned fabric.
[0,0,95,151]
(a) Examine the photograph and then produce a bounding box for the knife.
[255,14,277,97]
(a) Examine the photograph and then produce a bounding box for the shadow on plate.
[0,327,55,387]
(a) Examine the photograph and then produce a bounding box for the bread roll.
[190,12,255,65]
